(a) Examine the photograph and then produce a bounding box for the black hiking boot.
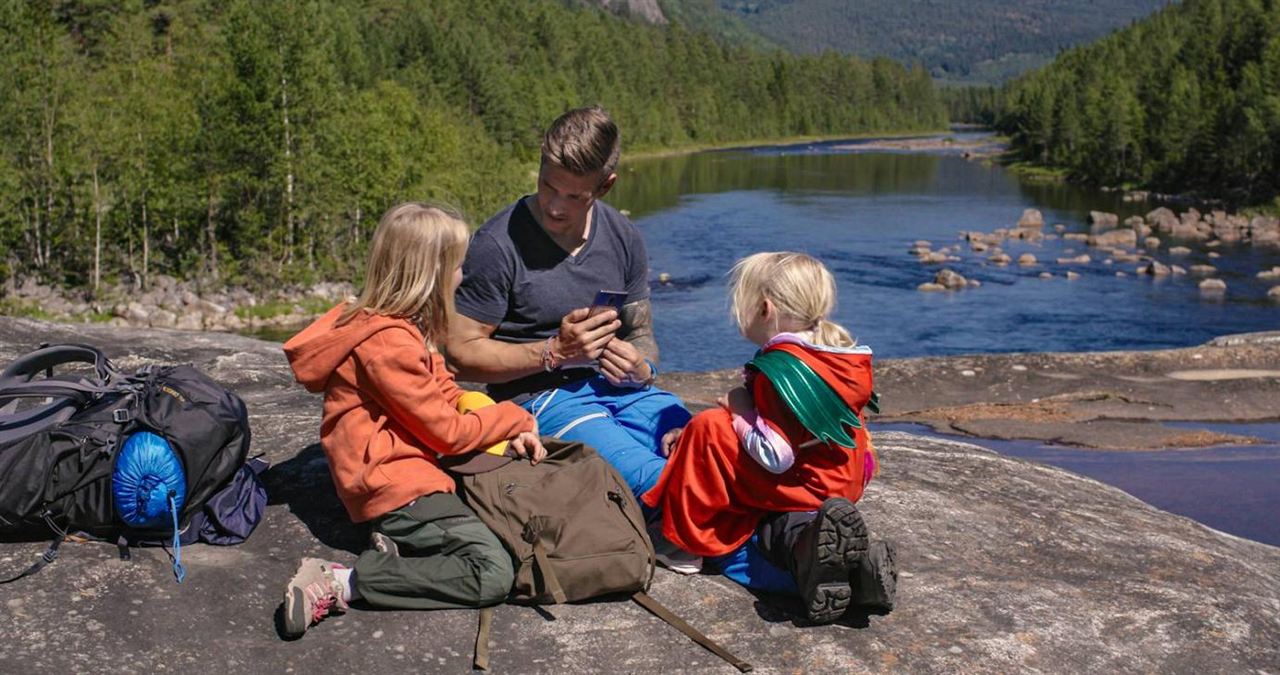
[849,539,897,613]
[790,497,869,624]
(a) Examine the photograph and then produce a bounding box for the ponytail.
[812,318,854,348]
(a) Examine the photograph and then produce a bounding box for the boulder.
[181,290,200,306]
[1270,286,1280,301]
[1010,228,1044,242]
[1063,233,1089,241]
[1088,211,1119,230]
[1056,254,1091,265]
[1087,229,1137,248]
[1053,223,1067,233]
[1146,207,1178,233]
[917,282,947,292]
[1143,237,1161,249]
[124,302,150,325]
[1138,261,1171,276]
[988,253,1012,266]
[1190,265,1218,276]
[1257,267,1280,281]
[197,299,228,316]
[1038,272,1053,279]
[1180,207,1202,225]
[1168,246,1191,256]
[934,269,968,290]
[175,311,204,331]
[148,308,178,328]
[1123,216,1144,229]
[1171,265,1187,276]
[1018,253,1037,266]
[1065,271,1081,281]
[1016,208,1044,229]
[1199,278,1227,294]
[1170,222,1202,240]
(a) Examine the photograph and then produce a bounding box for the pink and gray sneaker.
[282,557,349,638]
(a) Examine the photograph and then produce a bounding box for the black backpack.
[0,344,252,582]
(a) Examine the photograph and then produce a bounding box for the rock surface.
[1,319,1279,672]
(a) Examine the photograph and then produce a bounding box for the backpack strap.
[473,606,495,671]
[0,343,117,388]
[530,540,567,604]
[632,591,754,673]
[0,537,62,585]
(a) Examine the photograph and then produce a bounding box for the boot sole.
[801,498,870,623]
[283,586,309,638]
[815,498,869,568]
[852,539,898,612]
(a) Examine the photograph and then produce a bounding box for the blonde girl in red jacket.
[280,203,545,638]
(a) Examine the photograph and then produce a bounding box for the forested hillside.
[664,0,1167,83]
[998,0,1280,206]
[0,0,944,292]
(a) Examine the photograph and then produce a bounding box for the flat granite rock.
[1,317,1278,673]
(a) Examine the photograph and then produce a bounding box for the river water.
[610,132,1280,373]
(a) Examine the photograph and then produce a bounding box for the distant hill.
[655,0,1170,83]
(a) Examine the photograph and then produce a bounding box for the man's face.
[534,163,616,236]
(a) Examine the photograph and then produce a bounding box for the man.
[447,106,690,502]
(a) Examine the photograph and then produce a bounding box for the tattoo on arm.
[619,299,659,363]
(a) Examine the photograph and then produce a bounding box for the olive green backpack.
[451,438,752,672]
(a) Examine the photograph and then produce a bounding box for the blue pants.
[523,376,691,499]
[523,376,798,596]
[707,536,799,596]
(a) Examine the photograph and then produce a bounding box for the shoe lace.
[305,578,341,624]
[310,594,337,623]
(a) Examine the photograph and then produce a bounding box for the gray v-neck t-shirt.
[455,196,650,400]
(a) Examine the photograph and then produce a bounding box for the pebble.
[949,646,964,655]
[1011,364,1028,371]
[961,370,976,377]
[372,630,384,639]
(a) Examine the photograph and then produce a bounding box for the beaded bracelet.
[540,336,561,372]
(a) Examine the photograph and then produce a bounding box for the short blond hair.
[338,202,469,347]
[729,252,854,348]
[541,106,620,177]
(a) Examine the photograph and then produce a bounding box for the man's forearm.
[620,299,660,364]
[446,337,547,384]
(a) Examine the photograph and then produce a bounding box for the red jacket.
[284,305,535,522]
[643,340,874,556]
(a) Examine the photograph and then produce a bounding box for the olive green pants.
[352,492,513,610]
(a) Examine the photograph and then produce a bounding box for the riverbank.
[622,128,950,162]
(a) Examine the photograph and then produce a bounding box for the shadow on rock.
[750,593,885,630]
[262,443,364,554]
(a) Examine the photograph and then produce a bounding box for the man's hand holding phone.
[550,301,621,367]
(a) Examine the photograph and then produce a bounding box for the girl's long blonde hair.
[337,202,470,347]
[729,252,854,348]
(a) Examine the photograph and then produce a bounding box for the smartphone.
[589,290,628,317]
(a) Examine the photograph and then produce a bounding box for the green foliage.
[998,0,1280,205]
[666,0,1166,84]
[0,0,947,292]
[234,296,334,321]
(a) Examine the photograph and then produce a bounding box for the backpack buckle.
[112,408,131,423]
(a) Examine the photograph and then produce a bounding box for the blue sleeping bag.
[113,431,186,529]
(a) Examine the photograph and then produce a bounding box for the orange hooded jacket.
[284,305,535,522]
